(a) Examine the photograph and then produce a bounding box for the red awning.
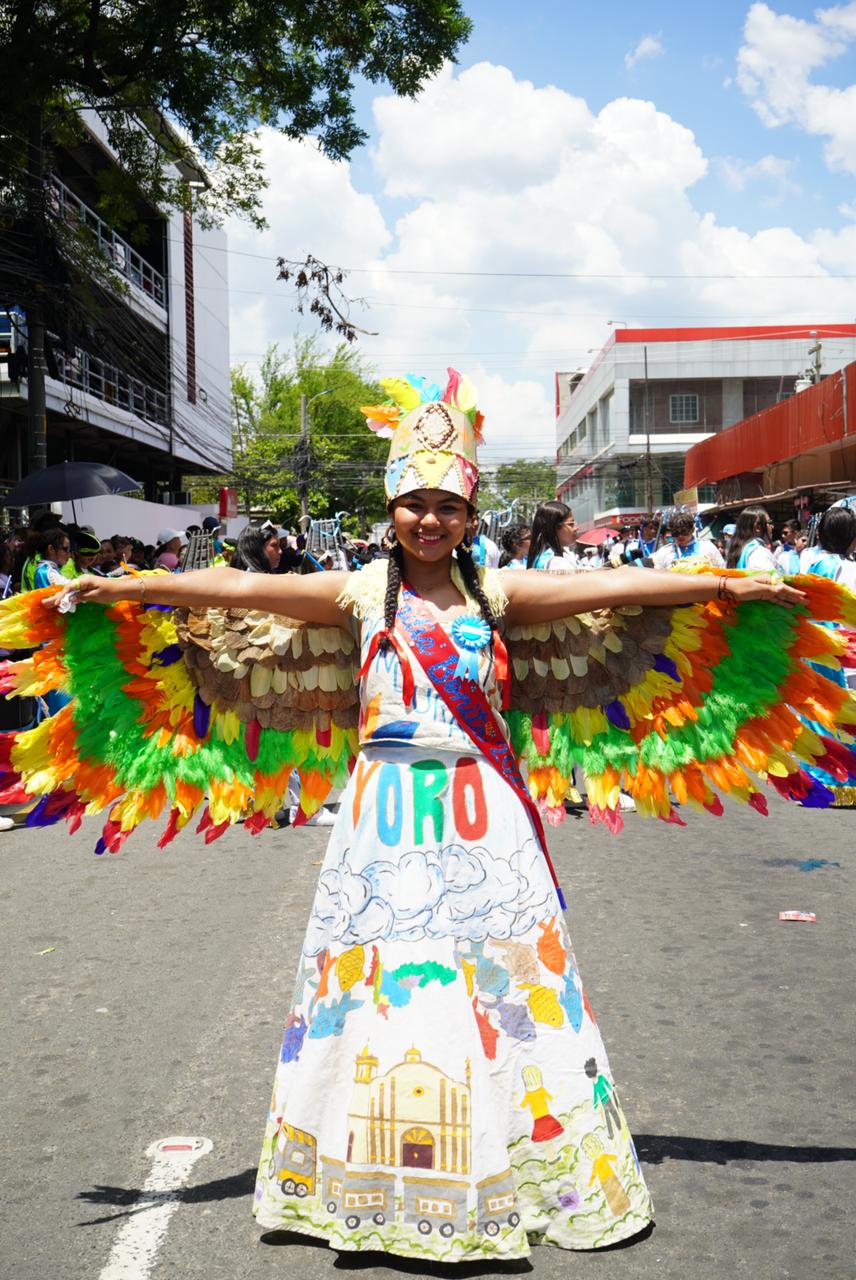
[684,364,855,489]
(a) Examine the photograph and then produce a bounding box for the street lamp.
[298,388,334,527]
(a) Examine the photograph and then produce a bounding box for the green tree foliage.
[0,1,471,227]
[215,337,390,530]
[480,458,558,513]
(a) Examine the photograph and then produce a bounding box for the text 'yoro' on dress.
[253,562,654,1260]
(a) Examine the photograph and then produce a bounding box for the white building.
[1,110,231,501]
[555,324,856,529]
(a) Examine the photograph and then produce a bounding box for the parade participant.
[792,506,856,802]
[32,529,71,590]
[230,525,282,573]
[638,515,660,559]
[469,520,501,568]
[776,523,808,575]
[651,512,724,570]
[0,540,14,599]
[526,500,580,571]
[153,528,186,565]
[19,514,60,591]
[30,529,74,714]
[777,520,800,557]
[4,370,855,1264]
[202,515,225,557]
[62,528,102,578]
[798,507,856,591]
[499,523,531,569]
[726,507,777,571]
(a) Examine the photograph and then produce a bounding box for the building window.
[670,393,698,424]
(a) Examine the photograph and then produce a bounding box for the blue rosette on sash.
[451,614,491,684]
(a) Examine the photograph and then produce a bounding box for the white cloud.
[225,58,856,471]
[624,34,665,70]
[737,1,856,174]
[372,62,593,199]
[716,152,800,203]
[224,131,390,360]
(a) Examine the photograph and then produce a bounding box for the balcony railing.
[49,178,166,309]
[55,347,169,427]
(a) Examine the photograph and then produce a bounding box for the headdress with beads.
[362,369,484,504]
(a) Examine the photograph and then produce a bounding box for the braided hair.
[380,537,499,650]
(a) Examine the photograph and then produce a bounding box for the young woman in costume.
[7,373,852,1263]
[726,506,776,572]
[525,499,580,571]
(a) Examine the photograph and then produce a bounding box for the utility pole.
[297,388,333,530]
[808,334,822,383]
[26,105,48,474]
[298,392,310,529]
[643,344,654,513]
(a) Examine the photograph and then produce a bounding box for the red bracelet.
[717,576,736,603]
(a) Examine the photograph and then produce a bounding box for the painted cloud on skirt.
[303,839,554,954]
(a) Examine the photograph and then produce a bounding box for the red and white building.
[555,325,856,529]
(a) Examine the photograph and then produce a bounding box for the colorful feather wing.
[0,591,359,851]
[505,573,856,831]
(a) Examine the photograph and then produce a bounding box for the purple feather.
[25,796,59,827]
[94,837,107,856]
[799,778,835,808]
[193,692,211,740]
[152,644,182,666]
[653,653,679,682]
[25,791,80,828]
[604,699,631,730]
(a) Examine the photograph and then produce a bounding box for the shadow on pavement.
[76,1137,856,1231]
[76,1166,256,1225]
[635,1134,856,1165]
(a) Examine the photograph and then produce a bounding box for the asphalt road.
[1,795,854,1280]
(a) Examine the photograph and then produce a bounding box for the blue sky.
[344,0,853,238]
[223,1,856,459]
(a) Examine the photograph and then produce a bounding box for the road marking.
[98,1136,213,1280]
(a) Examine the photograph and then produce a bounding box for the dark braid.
[455,544,500,632]
[379,541,404,650]
[379,538,498,652]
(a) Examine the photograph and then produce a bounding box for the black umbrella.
[3,462,142,512]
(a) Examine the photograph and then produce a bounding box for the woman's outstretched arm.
[502,564,804,625]
[45,567,351,627]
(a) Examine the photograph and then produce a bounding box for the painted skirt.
[253,746,654,1261]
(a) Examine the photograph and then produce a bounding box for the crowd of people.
[4,500,856,605]
[492,499,856,587]
[0,514,390,600]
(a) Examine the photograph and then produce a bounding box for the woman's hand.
[42,574,118,610]
[726,573,805,606]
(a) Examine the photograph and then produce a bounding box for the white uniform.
[651,539,725,570]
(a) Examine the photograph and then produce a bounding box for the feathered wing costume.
[5,371,856,1261]
[1,565,855,851]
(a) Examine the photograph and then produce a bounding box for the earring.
[386,525,398,547]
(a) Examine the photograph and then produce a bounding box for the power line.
[164,239,856,281]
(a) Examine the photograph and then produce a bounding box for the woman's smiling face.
[391,489,470,561]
